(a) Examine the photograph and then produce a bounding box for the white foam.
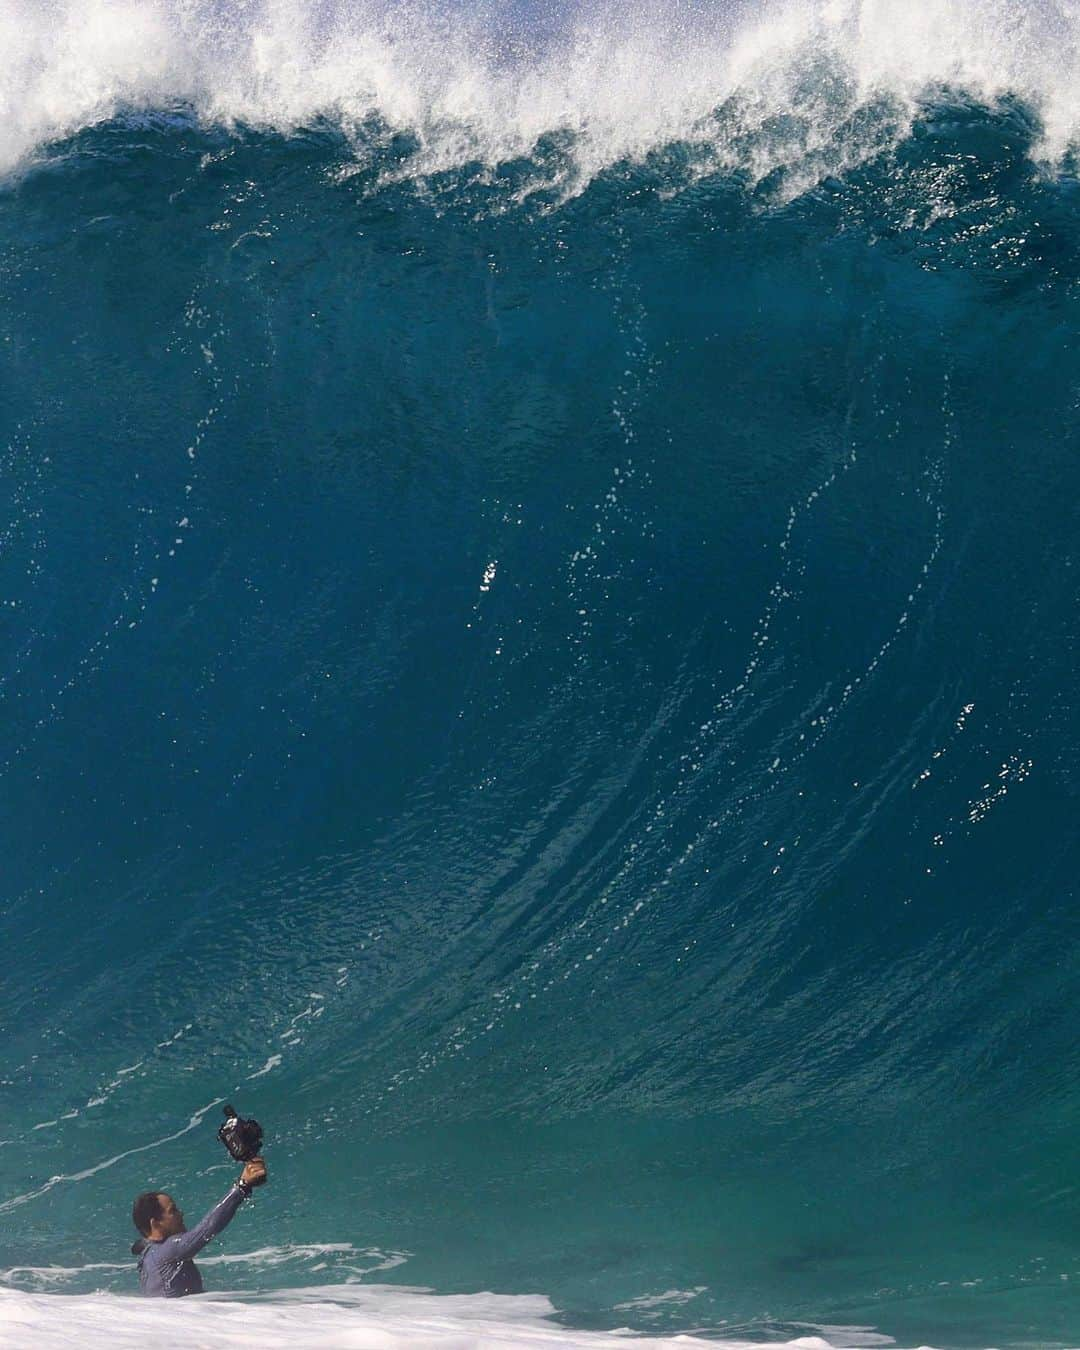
[0,1244,410,1291]
[246,1053,283,1079]
[0,0,1077,192]
[0,1285,920,1349]
[613,1287,706,1311]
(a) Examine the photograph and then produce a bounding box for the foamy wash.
[0,0,1077,1345]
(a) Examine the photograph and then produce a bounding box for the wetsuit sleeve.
[157,1184,247,1262]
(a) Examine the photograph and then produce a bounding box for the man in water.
[130,1155,267,1296]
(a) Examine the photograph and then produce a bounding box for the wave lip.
[2,1,1079,194]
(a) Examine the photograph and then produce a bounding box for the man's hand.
[240,1156,268,1188]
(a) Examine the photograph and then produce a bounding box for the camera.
[217,1104,264,1162]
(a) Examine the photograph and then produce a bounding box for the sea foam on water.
[0,0,1078,190]
[0,1282,923,1349]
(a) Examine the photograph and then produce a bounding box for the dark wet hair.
[132,1190,164,1236]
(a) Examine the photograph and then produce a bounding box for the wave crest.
[2,0,1079,195]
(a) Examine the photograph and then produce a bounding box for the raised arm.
[157,1183,247,1262]
[159,1157,267,1262]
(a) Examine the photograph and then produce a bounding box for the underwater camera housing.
[218,1103,264,1163]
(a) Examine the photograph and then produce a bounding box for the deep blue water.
[0,24,1077,1347]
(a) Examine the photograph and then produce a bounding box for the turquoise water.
[0,3,1077,1345]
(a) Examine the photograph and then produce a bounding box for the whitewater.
[0,0,1077,1346]
[4,0,1080,192]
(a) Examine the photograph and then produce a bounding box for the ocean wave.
[2,0,1080,195]
[0,10,1077,1342]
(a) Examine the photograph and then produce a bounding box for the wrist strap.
[236,1179,252,1198]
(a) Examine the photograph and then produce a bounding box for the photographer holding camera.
[130,1105,267,1298]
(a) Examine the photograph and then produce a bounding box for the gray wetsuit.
[132,1183,248,1297]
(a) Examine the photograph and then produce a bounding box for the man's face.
[153,1193,186,1238]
